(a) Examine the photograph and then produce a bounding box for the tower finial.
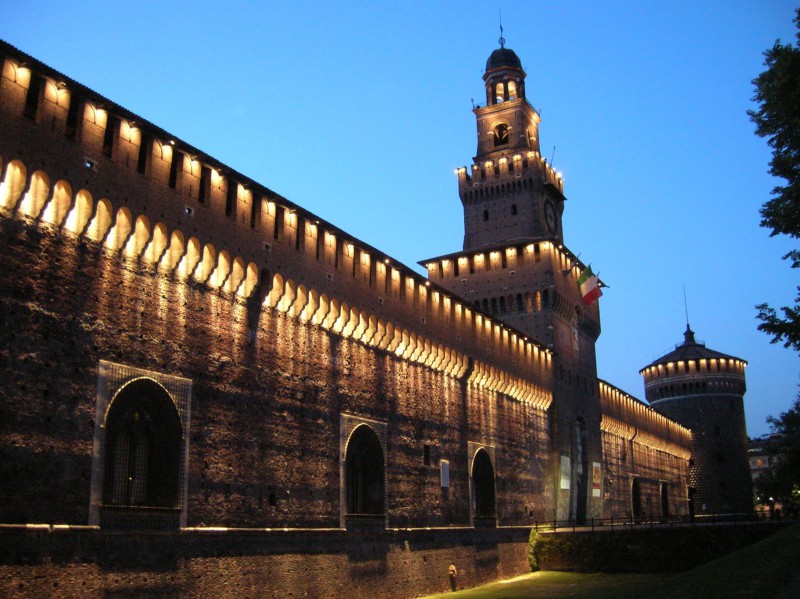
[682,285,697,345]
[683,284,690,330]
[499,9,505,48]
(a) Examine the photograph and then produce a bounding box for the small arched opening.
[101,378,182,528]
[345,424,385,516]
[493,123,509,147]
[472,448,496,520]
[507,80,518,100]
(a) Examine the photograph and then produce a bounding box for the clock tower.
[461,38,565,251]
[422,39,603,524]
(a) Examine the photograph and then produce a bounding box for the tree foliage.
[756,390,800,513]
[749,8,800,351]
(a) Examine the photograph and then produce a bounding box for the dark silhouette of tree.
[756,389,800,516]
[749,9,800,351]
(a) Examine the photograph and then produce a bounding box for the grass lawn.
[420,523,800,599]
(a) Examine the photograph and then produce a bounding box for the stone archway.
[472,448,496,519]
[345,424,385,515]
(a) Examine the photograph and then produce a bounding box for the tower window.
[495,82,504,104]
[511,203,518,216]
[198,166,211,203]
[483,209,489,222]
[137,134,151,175]
[508,81,517,100]
[493,124,509,147]
[168,150,183,189]
[23,74,42,120]
[102,116,118,158]
[65,96,82,140]
[225,181,237,217]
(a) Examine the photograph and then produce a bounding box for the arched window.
[102,379,182,509]
[493,123,509,147]
[345,425,384,515]
[508,81,517,100]
[472,449,496,518]
[495,82,504,104]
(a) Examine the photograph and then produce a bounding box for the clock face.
[544,200,557,233]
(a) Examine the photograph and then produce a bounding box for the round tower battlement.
[640,327,747,404]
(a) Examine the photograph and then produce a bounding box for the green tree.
[749,8,800,351]
[758,391,800,515]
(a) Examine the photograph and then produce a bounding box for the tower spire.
[499,9,505,47]
[683,285,690,329]
[682,286,696,344]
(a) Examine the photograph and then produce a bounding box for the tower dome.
[485,47,522,71]
[482,39,527,106]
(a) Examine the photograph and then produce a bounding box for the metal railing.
[530,510,794,533]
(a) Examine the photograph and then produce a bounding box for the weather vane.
[499,8,505,47]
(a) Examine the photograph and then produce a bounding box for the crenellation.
[457,152,563,196]
[0,145,552,385]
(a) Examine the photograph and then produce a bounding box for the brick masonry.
[0,525,530,599]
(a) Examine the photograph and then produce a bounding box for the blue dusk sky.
[2,1,798,437]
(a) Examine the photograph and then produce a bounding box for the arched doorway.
[631,477,643,522]
[102,379,182,511]
[345,425,385,515]
[472,448,496,519]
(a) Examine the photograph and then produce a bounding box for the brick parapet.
[599,379,691,459]
[0,41,552,392]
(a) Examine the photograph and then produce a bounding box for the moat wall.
[0,525,531,598]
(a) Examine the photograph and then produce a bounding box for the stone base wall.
[0,525,531,599]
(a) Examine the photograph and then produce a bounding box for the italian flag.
[577,266,602,306]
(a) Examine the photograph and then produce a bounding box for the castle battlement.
[0,40,553,390]
[599,379,692,458]
[456,151,565,197]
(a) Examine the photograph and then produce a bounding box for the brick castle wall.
[0,218,552,528]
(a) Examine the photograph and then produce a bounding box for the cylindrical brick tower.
[639,326,752,515]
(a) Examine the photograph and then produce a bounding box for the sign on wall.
[592,462,602,497]
[560,453,571,490]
